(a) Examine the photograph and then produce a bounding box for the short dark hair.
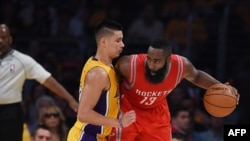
[171,104,190,118]
[172,132,187,141]
[149,38,172,56]
[95,19,123,41]
[31,124,50,137]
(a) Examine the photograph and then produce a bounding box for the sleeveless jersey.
[121,54,185,109]
[75,57,119,137]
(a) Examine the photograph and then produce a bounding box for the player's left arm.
[182,57,240,104]
[182,57,221,89]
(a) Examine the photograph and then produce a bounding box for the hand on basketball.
[204,83,238,117]
[119,110,136,128]
[224,82,240,105]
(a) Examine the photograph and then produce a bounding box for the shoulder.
[116,55,130,66]
[13,50,37,62]
[174,55,198,78]
[171,54,191,65]
[117,55,130,64]
[85,66,110,89]
[13,50,28,58]
[117,54,147,68]
[87,66,109,78]
[120,54,146,62]
[115,55,131,79]
[12,50,38,66]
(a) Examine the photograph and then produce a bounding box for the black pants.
[0,102,23,141]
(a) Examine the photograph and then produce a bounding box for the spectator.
[172,132,187,141]
[38,104,68,141]
[171,105,202,141]
[199,116,224,141]
[31,124,51,141]
[181,97,210,132]
[27,94,56,132]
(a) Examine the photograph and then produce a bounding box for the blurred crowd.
[1,0,250,141]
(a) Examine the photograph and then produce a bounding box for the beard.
[145,63,167,84]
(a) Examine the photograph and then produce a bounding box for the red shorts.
[109,96,172,141]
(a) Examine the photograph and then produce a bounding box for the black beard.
[145,63,167,84]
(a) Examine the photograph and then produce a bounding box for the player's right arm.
[77,67,121,127]
[77,66,136,128]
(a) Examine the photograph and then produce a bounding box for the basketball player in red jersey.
[109,38,239,141]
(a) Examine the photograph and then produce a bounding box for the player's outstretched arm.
[182,57,221,89]
[182,57,240,104]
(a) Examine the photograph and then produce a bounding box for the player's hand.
[119,110,136,128]
[224,82,240,105]
[69,99,79,112]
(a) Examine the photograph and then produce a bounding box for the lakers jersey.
[73,57,119,138]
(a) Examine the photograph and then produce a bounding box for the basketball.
[203,84,237,117]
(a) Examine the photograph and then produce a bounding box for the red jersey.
[109,54,185,141]
[120,54,185,109]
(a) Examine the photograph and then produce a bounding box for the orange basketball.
[203,84,237,117]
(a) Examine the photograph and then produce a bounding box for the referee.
[0,24,78,141]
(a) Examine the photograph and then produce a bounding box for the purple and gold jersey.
[67,57,119,141]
